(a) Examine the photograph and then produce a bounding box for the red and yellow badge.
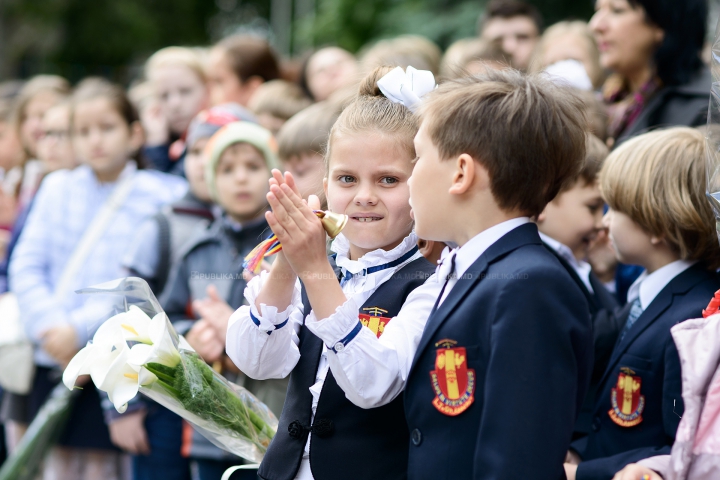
[609,367,645,427]
[359,307,392,338]
[429,339,475,416]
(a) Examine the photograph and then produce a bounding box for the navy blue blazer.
[404,223,593,480]
[575,262,720,480]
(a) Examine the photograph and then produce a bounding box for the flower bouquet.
[62,277,277,463]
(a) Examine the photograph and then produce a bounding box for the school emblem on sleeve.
[429,339,475,416]
[609,367,645,427]
[359,307,392,338]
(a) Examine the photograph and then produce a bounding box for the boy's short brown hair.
[419,68,586,217]
[277,101,341,160]
[601,127,720,269]
[249,80,312,122]
[562,133,608,192]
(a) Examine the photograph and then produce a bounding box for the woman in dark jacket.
[590,0,709,147]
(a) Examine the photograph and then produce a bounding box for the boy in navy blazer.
[565,128,720,480]
[536,134,622,437]
[405,69,594,479]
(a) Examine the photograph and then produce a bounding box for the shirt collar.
[627,259,696,309]
[454,217,531,278]
[539,232,594,293]
[331,231,419,275]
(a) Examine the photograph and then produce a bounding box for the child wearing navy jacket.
[565,127,720,480]
[318,69,595,479]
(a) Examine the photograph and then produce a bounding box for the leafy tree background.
[0,0,714,84]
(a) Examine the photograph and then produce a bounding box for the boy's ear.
[449,154,487,195]
[536,210,546,223]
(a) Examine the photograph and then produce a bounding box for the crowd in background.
[0,0,714,478]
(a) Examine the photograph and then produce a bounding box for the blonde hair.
[529,21,603,89]
[601,127,720,269]
[249,80,312,121]
[13,75,71,157]
[326,66,419,172]
[145,46,207,82]
[360,36,442,75]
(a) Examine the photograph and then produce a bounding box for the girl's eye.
[246,162,262,172]
[380,177,398,185]
[101,123,117,132]
[338,175,355,183]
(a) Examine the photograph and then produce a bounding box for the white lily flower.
[128,312,181,369]
[63,319,125,390]
[97,345,157,413]
[110,305,157,344]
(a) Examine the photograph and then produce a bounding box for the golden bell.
[317,210,348,239]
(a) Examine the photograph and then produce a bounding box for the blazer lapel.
[410,223,542,373]
[598,264,710,387]
[544,244,598,310]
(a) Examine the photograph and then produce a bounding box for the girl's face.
[215,142,271,223]
[21,92,61,158]
[208,47,255,107]
[325,132,414,260]
[72,98,143,182]
[152,65,208,135]
[36,105,75,173]
[589,0,664,78]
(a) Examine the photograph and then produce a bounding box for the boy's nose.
[601,210,611,228]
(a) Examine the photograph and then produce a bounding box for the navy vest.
[258,256,435,480]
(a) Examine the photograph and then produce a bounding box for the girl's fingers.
[265,211,288,242]
[281,183,319,223]
[284,171,302,197]
[266,193,297,239]
[271,184,311,229]
[308,195,321,211]
[271,169,284,185]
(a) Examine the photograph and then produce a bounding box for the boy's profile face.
[538,180,604,260]
[184,137,211,202]
[409,121,455,242]
[214,142,270,223]
[603,208,654,268]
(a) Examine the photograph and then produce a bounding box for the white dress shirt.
[539,232,594,293]
[626,259,696,309]
[226,232,439,480]
[437,217,531,306]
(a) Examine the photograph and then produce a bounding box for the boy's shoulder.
[134,169,188,199]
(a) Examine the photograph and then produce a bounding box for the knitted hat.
[186,103,257,148]
[204,121,280,202]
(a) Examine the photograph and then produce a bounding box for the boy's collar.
[222,212,267,232]
[453,217,531,279]
[627,259,696,309]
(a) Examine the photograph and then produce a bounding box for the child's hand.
[612,464,662,480]
[193,285,234,343]
[41,324,78,366]
[587,229,618,283]
[266,173,328,279]
[185,320,225,363]
[564,463,578,480]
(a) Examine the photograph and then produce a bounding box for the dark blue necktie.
[618,297,643,343]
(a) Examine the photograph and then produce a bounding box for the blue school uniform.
[404,220,594,479]
[573,261,720,480]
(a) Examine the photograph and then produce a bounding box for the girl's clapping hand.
[265,169,327,278]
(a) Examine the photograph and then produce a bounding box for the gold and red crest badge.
[429,339,475,416]
[609,367,645,427]
[359,307,392,338]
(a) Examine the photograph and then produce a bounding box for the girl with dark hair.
[8,77,186,479]
[591,0,709,147]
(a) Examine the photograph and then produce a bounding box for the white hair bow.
[377,66,436,113]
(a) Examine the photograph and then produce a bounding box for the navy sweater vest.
[258,257,435,480]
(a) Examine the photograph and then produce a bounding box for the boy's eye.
[379,177,399,185]
[338,175,355,184]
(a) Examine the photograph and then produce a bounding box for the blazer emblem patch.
[359,306,391,338]
[609,367,645,427]
[430,344,475,416]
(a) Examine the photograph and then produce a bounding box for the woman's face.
[589,0,664,78]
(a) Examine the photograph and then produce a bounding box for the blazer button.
[592,417,601,432]
[411,428,422,446]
